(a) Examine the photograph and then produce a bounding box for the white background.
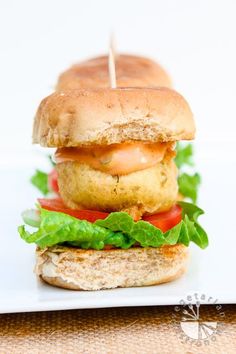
[0,0,236,157]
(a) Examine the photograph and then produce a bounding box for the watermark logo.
[172,293,225,347]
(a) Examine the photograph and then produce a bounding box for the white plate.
[1,146,236,313]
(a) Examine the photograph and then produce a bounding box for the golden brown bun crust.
[35,244,188,291]
[33,87,195,147]
[56,54,172,90]
[56,159,178,214]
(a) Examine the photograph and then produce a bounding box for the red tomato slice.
[38,198,109,222]
[48,169,59,194]
[143,205,182,232]
[38,198,182,232]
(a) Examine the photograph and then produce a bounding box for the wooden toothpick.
[108,35,117,88]
[110,33,116,58]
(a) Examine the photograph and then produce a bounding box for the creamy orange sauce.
[55,142,173,175]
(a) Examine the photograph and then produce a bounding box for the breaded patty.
[57,159,178,216]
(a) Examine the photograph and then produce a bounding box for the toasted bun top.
[56,54,172,90]
[33,87,195,147]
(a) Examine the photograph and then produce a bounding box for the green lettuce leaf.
[30,170,49,195]
[178,173,201,204]
[175,143,201,203]
[178,201,208,249]
[175,143,194,168]
[95,202,208,249]
[30,155,55,195]
[18,208,134,250]
[18,202,208,250]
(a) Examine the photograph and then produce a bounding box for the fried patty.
[56,158,178,216]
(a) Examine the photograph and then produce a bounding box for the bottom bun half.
[35,245,189,291]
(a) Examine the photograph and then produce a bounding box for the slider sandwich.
[19,87,208,290]
[56,54,172,90]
